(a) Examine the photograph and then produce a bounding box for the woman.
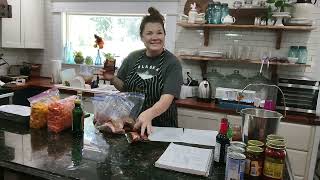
[102,7,183,136]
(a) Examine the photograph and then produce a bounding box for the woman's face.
[141,22,165,56]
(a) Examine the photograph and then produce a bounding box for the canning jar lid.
[246,146,263,153]
[266,139,286,149]
[247,140,264,147]
[267,134,285,142]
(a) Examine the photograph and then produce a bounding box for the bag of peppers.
[47,95,77,133]
[28,88,60,129]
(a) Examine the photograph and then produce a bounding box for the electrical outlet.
[182,68,192,84]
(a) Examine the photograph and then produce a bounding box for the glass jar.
[288,46,299,58]
[206,2,214,24]
[206,69,224,98]
[298,46,308,64]
[224,70,247,89]
[245,146,264,178]
[263,140,286,180]
[212,2,222,24]
[221,3,229,20]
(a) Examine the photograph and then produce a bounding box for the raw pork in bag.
[93,92,145,134]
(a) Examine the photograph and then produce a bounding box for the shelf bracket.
[203,27,210,46]
[275,30,283,49]
[199,60,208,78]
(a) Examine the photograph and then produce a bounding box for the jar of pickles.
[263,140,286,180]
[245,146,264,179]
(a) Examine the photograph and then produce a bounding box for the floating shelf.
[178,55,311,67]
[178,54,311,82]
[177,22,316,49]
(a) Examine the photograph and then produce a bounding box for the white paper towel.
[51,60,62,84]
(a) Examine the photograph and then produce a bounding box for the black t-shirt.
[117,49,183,98]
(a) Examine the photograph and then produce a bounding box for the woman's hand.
[99,69,114,81]
[134,109,155,136]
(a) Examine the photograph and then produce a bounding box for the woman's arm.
[110,76,125,92]
[134,94,174,136]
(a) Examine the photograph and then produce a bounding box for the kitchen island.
[0,115,230,180]
[0,115,292,180]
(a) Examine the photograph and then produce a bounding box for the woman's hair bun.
[148,7,164,21]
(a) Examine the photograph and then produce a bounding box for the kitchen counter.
[4,77,320,126]
[0,115,292,180]
[176,98,320,126]
[0,115,228,180]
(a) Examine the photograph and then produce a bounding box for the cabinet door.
[278,122,313,151]
[177,108,224,131]
[1,0,23,48]
[21,0,44,49]
[286,149,308,177]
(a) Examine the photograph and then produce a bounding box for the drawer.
[287,149,308,177]
[278,122,313,151]
[293,176,304,180]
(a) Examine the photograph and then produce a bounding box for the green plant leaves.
[275,0,284,7]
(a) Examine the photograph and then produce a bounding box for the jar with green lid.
[263,140,286,180]
[266,134,285,142]
[247,140,264,148]
[245,146,264,178]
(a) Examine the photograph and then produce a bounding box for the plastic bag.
[47,95,76,133]
[28,88,60,129]
[93,92,145,134]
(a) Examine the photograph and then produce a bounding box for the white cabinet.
[1,0,44,49]
[177,107,318,180]
[177,107,224,131]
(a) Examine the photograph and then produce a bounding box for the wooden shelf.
[178,54,311,81]
[177,22,316,49]
[178,55,311,67]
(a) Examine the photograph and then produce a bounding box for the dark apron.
[124,50,177,127]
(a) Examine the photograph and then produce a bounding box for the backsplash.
[0,48,29,76]
[176,0,320,83]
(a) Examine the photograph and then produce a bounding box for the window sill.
[62,63,103,68]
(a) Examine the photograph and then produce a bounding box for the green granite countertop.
[0,115,230,180]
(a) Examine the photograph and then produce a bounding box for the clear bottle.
[206,1,214,24]
[212,2,222,24]
[221,3,229,20]
[298,46,308,64]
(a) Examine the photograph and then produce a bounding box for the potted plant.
[103,52,116,74]
[266,0,292,26]
[74,51,84,64]
[267,0,291,12]
[85,56,93,65]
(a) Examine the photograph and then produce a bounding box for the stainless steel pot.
[241,108,283,143]
[238,83,286,143]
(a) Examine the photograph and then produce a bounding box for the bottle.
[188,3,197,23]
[72,135,83,166]
[214,118,230,166]
[72,98,84,135]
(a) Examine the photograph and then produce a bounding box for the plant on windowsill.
[74,51,84,64]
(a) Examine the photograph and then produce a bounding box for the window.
[64,13,145,67]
